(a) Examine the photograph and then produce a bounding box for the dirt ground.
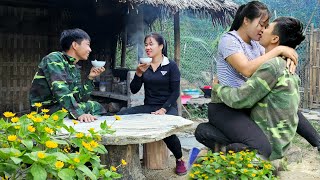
[142,118,320,180]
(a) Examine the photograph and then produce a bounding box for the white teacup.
[139,57,152,64]
[91,60,106,67]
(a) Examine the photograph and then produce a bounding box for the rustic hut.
[0,0,237,114]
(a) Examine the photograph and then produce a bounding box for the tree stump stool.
[143,140,169,169]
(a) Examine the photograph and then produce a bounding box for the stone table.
[62,114,193,180]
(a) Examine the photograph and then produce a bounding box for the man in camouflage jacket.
[30,28,106,122]
[213,17,305,160]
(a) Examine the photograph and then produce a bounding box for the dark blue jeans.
[117,105,183,159]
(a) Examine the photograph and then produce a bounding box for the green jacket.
[29,52,105,118]
[213,57,300,160]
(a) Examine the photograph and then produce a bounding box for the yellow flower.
[28,125,36,132]
[243,169,248,173]
[247,164,253,168]
[215,169,221,173]
[228,150,234,154]
[194,171,200,174]
[14,125,21,129]
[111,166,117,171]
[252,173,256,177]
[61,108,68,113]
[114,115,121,120]
[121,159,127,166]
[76,133,84,138]
[52,115,59,121]
[193,164,201,167]
[8,135,17,141]
[34,117,43,123]
[90,140,98,148]
[73,158,80,163]
[27,113,34,119]
[189,173,195,178]
[30,111,37,115]
[45,127,54,134]
[34,103,42,108]
[3,112,15,118]
[82,141,93,151]
[45,141,58,148]
[55,161,64,169]
[264,164,272,169]
[220,155,226,160]
[41,109,49,113]
[43,114,50,119]
[219,152,224,155]
[230,161,235,165]
[89,128,95,132]
[37,152,46,159]
[72,120,79,125]
[11,117,19,123]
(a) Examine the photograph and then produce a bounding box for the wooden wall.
[0,5,62,114]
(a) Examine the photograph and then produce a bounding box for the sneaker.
[176,159,187,176]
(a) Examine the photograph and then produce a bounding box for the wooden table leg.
[143,140,169,169]
[101,144,145,180]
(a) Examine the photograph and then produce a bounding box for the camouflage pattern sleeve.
[40,55,85,118]
[213,60,280,109]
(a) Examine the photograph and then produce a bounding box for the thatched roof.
[121,0,237,12]
[117,0,238,24]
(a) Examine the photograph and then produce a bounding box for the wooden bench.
[61,114,193,179]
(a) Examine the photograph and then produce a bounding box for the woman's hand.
[151,108,167,115]
[286,58,297,74]
[136,63,150,77]
[278,46,299,65]
[88,67,105,80]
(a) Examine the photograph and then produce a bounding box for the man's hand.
[88,67,105,80]
[151,108,167,115]
[77,114,97,123]
[278,46,299,65]
[136,63,150,77]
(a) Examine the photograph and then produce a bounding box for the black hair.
[230,1,271,31]
[144,32,167,56]
[60,28,91,51]
[272,17,305,49]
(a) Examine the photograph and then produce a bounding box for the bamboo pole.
[174,11,182,116]
[309,24,315,108]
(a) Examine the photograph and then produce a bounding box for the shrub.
[0,104,124,180]
[188,150,278,180]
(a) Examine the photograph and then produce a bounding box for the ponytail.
[229,4,246,31]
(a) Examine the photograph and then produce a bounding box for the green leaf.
[95,144,107,154]
[10,157,22,164]
[75,170,85,180]
[21,139,34,149]
[58,168,76,180]
[77,164,97,180]
[53,139,68,145]
[0,163,19,174]
[31,163,47,180]
[52,152,70,162]
[100,120,107,130]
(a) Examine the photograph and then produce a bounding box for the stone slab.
[61,114,193,145]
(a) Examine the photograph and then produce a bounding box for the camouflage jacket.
[29,52,94,118]
[213,57,300,160]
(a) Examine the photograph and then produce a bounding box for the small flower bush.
[189,150,278,180]
[0,104,125,180]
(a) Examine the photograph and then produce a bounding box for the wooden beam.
[174,11,182,116]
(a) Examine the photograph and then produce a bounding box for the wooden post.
[143,140,169,169]
[309,24,314,108]
[121,26,127,68]
[174,11,182,116]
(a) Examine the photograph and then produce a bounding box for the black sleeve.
[162,61,180,111]
[130,73,143,94]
